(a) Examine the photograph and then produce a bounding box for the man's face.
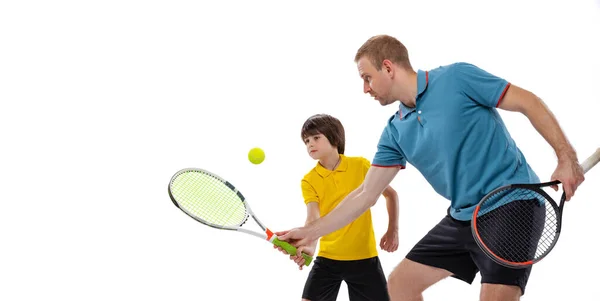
[357,57,394,106]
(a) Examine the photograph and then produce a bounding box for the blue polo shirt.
[372,62,539,221]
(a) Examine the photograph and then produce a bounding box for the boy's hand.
[379,228,399,252]
[288,243,315,270]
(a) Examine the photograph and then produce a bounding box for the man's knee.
[480,283,521,301]
[387,259,451,300]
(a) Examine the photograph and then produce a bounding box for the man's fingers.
[564,184,574,201]
[278,230,293,241]
[274,230,289,237]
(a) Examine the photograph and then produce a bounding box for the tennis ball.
[248,147,265,164]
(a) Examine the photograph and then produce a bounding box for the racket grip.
[581,148,600,174]
[272,237,313,266]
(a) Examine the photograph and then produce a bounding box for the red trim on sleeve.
[495,82,511,108]
[372,164,406,169]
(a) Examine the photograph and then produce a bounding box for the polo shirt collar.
[315,154,347,177]
[398,70,429,119]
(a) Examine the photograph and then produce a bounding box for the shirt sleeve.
[453,62,511,108]
[372,126,406,168]
[301,179,319,204]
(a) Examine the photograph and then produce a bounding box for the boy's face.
[303,133,335,160]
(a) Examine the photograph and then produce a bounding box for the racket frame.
[471,147,600,268]
[471,181,562,268]
[168,168,272,239]
[168,167,313,265]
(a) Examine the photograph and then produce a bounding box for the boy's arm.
[273,202,320,270]
[379,185,399,252]
[285,202,320,270]
[382,185,399,231]
[303,202,320,253]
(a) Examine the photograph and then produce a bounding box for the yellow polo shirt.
[301,155,378,260]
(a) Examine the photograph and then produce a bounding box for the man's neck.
[397,71,418,108]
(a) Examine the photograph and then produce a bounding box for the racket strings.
[475,187,559,263]
[170,171,247,227]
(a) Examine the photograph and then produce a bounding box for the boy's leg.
[342,256,390,301]
[302,256,343,301]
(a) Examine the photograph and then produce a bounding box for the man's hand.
[551,154,585,201]
[379,228,399,252]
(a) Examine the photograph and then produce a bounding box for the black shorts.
[302,256,389,301]
[406,210,537,295]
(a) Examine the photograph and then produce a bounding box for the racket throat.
[265,228,277,242]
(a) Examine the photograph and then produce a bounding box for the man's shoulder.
[428,62,472,77]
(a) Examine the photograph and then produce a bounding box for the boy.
[275,113,400,301]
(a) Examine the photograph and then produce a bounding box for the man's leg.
[390,214,480,301]
[387,258,452,301]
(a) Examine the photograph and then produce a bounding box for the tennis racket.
[472,148,600,269]
[168,167,313,266]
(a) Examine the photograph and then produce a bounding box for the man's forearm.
[306,166,400,240]
[523,98,577,161]
[309,187,375,238]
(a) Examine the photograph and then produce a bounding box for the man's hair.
[354,34,412,70]
[301,114,345,155]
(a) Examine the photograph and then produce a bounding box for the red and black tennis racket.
[472,148,600,268]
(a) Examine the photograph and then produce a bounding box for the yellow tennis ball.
[248,147,265,164]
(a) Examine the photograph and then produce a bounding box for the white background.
[1,0,599,300]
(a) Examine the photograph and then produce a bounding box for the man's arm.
[306,166,401,240]
[498,84,585,199]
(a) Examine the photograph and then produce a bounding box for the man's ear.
[382,59,394,77]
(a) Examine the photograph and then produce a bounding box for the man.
[278,35,585,301]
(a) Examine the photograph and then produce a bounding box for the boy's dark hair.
[301,114,345,155]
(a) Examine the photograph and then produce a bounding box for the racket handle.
[272,237,313,266]
[581,148,600,174]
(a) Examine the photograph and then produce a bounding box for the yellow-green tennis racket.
[168,168,313,266]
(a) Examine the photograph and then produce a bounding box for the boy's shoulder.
[343,155,371,166]
[302,166,317,176]
[301,155,371,181]
[301,164,320,182]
